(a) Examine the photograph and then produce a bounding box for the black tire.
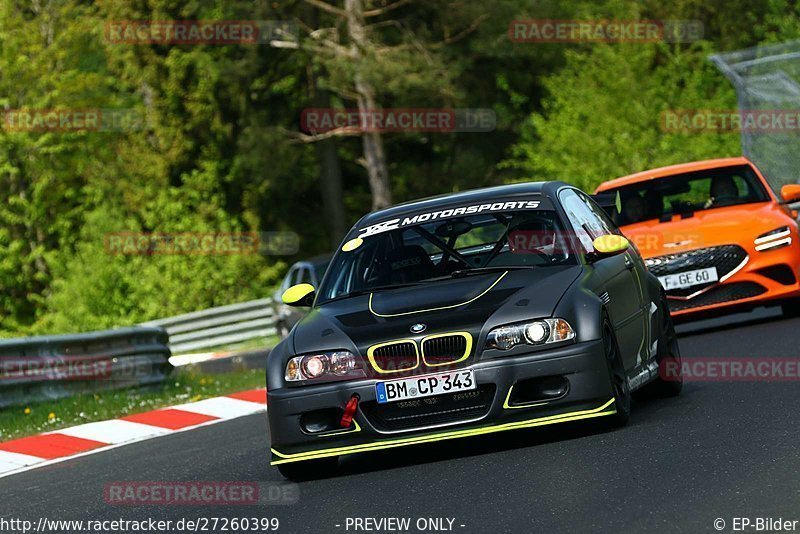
[602,319,631,427]
[276,456,338,480]
[782,299,800,319]
[642,296,683,397]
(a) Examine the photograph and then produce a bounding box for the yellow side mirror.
[281,283,316,307]
[592,234,630,256]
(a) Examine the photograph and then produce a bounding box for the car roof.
[596,157,753,191]
[356,181,567,228]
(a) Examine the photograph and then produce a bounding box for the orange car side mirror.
[781,184,800,204]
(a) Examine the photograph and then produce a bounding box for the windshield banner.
[357,199,547,238]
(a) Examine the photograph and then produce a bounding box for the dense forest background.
[1,0,798,336]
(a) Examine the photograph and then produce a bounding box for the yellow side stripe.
[368,271,508,318]
[270,398,615,464]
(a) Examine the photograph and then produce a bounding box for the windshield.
[604,164,770,226]
[318,209,576,303]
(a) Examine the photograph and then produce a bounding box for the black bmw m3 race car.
[267,182,682,479]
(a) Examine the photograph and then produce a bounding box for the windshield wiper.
[323,282,425,303]
[447,266,535,278]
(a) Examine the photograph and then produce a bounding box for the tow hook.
[339,394,360,428]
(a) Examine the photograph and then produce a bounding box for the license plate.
[658,267,719,291]
[375,370,475,404]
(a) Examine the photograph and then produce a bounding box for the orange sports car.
[596,157,800,321]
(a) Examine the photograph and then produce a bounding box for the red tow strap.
[339,394,359,428]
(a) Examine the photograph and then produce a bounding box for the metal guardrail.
[0,299,276,407]
[0,327,171,408]
[142,299,277,354]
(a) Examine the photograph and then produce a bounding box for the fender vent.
[756,264,797,286]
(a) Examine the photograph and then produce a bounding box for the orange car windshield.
[605,164,770,226]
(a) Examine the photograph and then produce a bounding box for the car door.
[560,189,646,368]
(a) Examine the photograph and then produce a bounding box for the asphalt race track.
[2,308,799,534]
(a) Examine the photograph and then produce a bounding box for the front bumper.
[667,243,800,319]
[268,340,614,465]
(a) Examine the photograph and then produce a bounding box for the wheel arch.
[553,285,607,343]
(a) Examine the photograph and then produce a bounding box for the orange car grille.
[646,245,748,297]
[668,282,766,312]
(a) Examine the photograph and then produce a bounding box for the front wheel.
[641,297,683,398]
[603,320,631,427]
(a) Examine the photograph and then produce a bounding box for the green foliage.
[0,0,290,335]
[1,0,800,337]
[33,202,283,334]
[504,42,741,191]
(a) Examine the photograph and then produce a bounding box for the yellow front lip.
[270,397,616,465]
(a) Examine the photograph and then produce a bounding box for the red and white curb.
[0,389,266,479]
[168,350,237,367]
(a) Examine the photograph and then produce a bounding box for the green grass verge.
[0,368,266,443]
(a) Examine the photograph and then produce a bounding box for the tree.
[292,0,485,210]
[504,42,741,191]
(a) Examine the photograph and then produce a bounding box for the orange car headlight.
[755,226,792,252]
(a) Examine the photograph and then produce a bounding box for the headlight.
[285,350,366,383]
[755,226,792,252]
[485,318,575,351]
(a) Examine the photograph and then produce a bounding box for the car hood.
[290,265,583,356]
[619,202,789,258]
